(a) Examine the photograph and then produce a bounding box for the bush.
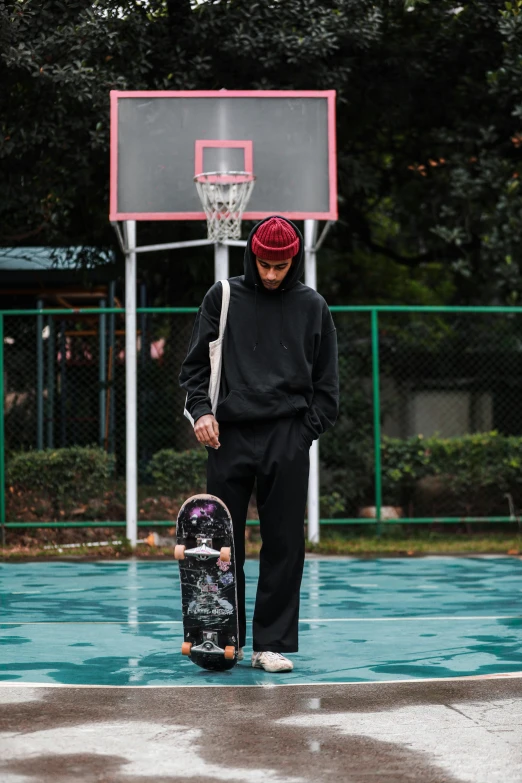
[6,446,115,515]
[147,448,208,496]
[382,431,522,515]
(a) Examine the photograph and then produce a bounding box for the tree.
[330,0,522,305]
[1,1,521,304]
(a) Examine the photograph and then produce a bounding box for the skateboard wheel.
[224,646,235,660]
[174,545,186,560]
[220,547,231,563]
[181,642,192,656]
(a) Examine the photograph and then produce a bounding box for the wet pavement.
[1,677,521,782]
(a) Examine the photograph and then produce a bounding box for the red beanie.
[251,217,300,261]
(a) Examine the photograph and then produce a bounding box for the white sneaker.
[237,647,244,661]
[251,651,294,672]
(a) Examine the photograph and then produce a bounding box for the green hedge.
[5,446,209,510]
[382,431,522,514]
[147,448,208,495]
[7,434,520,520]
[6,446,115,513]
[147,434,522,514]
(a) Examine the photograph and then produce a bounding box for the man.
[179,216,339,672]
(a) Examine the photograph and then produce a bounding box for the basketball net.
[194,171,255,242]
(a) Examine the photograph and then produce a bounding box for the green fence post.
[36,299,44,450]
[371,309,382,537]
[0,313,5,547]
[47,316,54,448]
[99,299,107,447]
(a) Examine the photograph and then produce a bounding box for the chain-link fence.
[328,308,522,526]
[2,306,522,531]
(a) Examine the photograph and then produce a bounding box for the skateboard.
[175,493,239,671]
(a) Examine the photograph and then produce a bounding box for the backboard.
[110,90,337,222]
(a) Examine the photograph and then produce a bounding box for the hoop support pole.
[314,220,334,253]
[134,239,214,254]
[111,221,126,254]
[222,239,248,248]
[123,220,138,549]
[304,219,320,543]
[110,224,215,255]
[214,242,229,282]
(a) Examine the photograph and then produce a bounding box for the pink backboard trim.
[327,93,338,219]
[194,140,253,182]
[111,89,336,99]
[109,92,119,221]
[109,90,338,222]
[195,174,255,185]
[113,211,334,221]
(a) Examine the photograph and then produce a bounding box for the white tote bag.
[183,279,231,426]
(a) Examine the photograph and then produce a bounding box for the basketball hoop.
[194,171,256,242]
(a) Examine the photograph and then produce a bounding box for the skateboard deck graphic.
[175,493,239,671]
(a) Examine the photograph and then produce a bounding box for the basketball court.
[1,555,522,781]
[2,91,522,782]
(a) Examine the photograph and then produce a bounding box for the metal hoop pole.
[214,242,229,282]
[304,219,320,543]
[36,299,44,450]
[99,298,107,447]
[124,220,138,548]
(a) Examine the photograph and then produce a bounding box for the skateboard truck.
[191,631,227,656]
[185,536,220,561]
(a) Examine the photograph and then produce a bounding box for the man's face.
[255,256,293,290]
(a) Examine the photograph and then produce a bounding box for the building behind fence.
[2,306,522,529]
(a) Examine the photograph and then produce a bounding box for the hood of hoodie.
[243,216,304,351]
[244,216,304,292]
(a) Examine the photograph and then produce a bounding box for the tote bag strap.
[217,279,230,338]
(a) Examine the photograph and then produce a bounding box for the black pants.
[206,415,311,653]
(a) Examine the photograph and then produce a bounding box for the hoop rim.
[194,170,256,185]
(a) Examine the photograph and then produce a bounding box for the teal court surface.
[1,556,522,783]
[1,555,522,686]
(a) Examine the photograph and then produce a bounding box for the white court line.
[301,615,522,622]
[1,614,521,625]
[0,672,522,689]
[0,621,183,625]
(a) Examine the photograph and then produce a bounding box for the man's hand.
[194,414,220,449]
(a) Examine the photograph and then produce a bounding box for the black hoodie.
[179,216,339,441]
